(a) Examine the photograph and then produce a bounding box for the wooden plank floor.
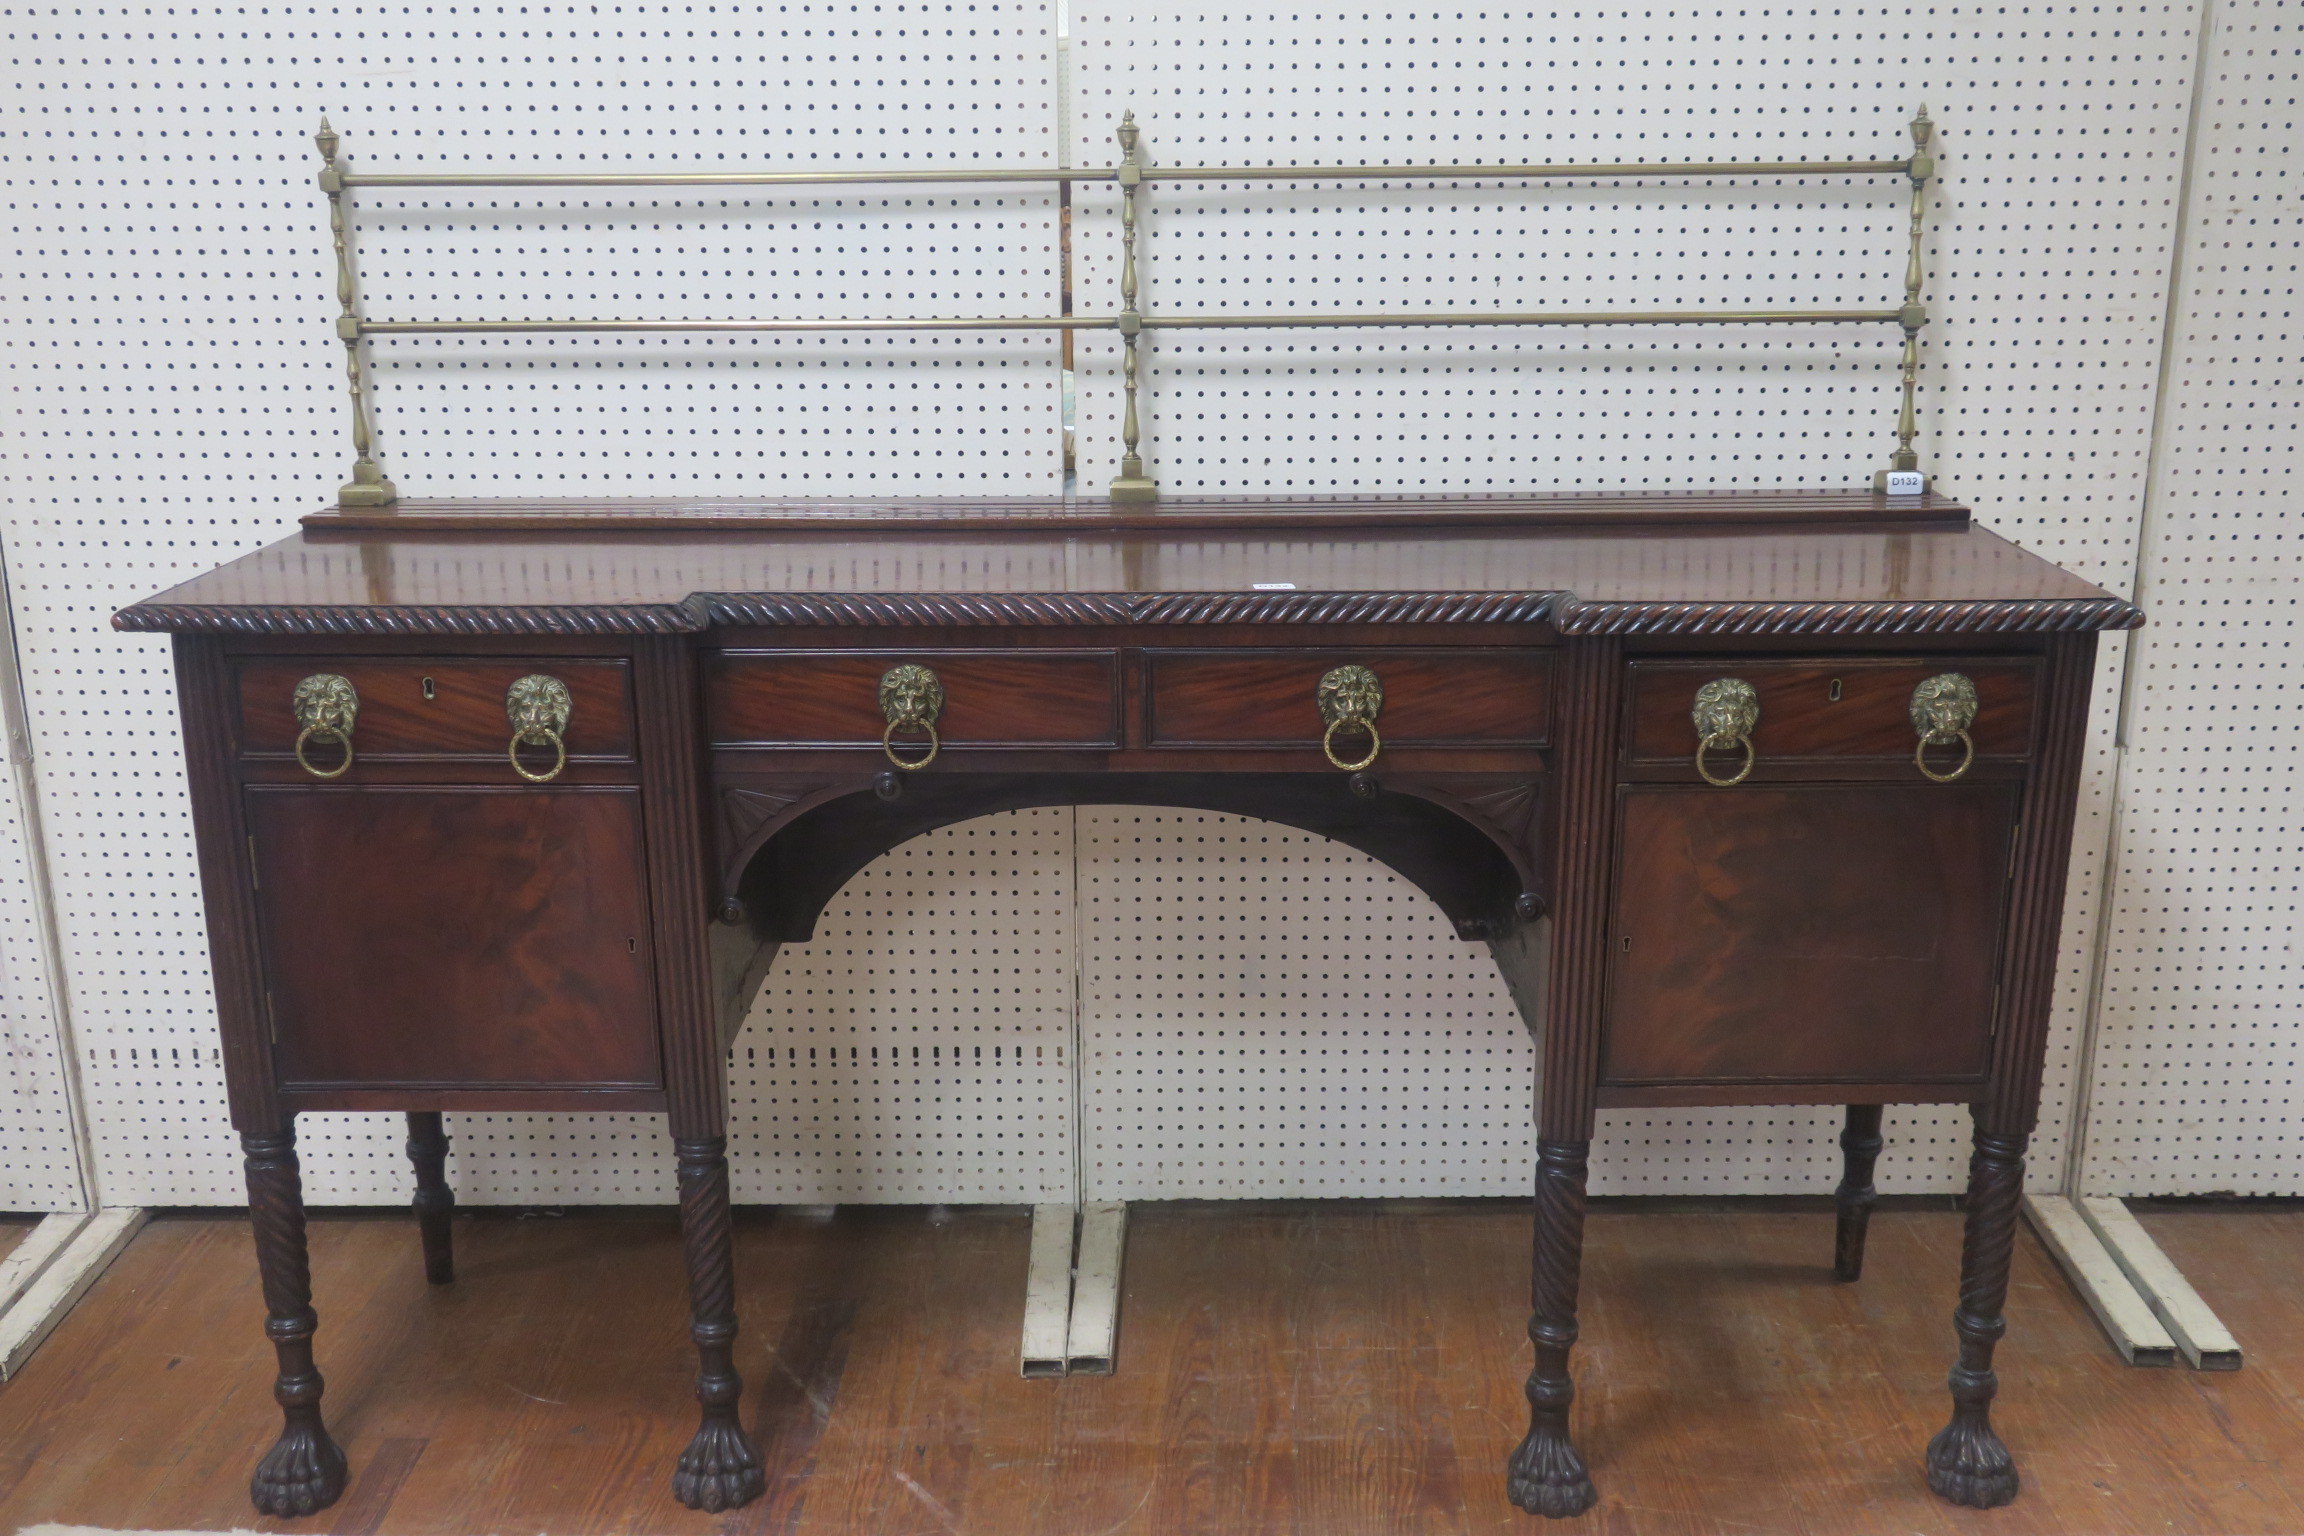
[0,1202,2297,1535]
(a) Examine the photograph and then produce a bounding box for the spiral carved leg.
[243,1125,349,1518]
[671,1137,765,1512]
[1925,1125,2027,1509]
[1508,1139,1598,1519]
[405,1111,456,1285]
[1834,1104,1885,1282]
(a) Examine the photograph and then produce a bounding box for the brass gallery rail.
[312,109,1939,507]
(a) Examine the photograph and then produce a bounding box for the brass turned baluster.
[1108,112,1159,503]
[314,120,397,508]
[1877,106,1935,495]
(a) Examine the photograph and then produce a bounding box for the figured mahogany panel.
[1625,657,2039,767]
[1601,783,2019,1088]
[703,650,1122,748]
[1145,649,1554,748]
[248,787,662,1091]
[238,659,635,761]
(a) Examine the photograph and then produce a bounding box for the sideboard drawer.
[704,650,1123,748]
[1625,656,2040,767]
[1145,649,1553,749]
[238,659,635,762]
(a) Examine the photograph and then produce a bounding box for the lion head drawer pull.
[879,664,946,771]
[1316,664,1385,773]
[1691,677,1759,787]
[291,673,359,779]
[1911,672,1979,783]
[506,674,574,783]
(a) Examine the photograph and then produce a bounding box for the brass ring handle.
[292,725,353,779]
[290,673,358,779]
[1314,664,1385,773]
[1915,729,1976,784]
[1322,716,1382,774]
[1909,673,1980,784]
[509,727,568,784]
[505,674,573,784]
[1690,677,1759,788]
[878,664,947,771]
[882,717,941,771]
[1694,732,1756,788]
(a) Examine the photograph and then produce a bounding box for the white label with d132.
[1884,470,1927,496]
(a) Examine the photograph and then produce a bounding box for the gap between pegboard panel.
[0,708,89,1212]
[0,0,1063,1206]
[2080,0,2300,1196]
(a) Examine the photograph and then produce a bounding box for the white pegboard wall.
[0,0,1063,1206]
[2080,0,2299,1196]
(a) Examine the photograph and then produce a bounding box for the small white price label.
[1252,581,1298,591]
[1884,470,1926,496]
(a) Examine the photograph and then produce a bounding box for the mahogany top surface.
[118,493,2142,638]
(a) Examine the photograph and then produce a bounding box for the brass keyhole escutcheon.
[1690,677,1759,787]
[506,674,573,783]
[291,673,359,779]
[879,664,946,771]
[1910,672,1979,783]
[1315,664,1384,773]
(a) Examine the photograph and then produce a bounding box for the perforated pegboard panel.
[2080,0,2300,1196]
[0,1,1063,1206]
[1063,4,2188,1193]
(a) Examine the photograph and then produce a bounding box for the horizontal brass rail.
[1143,309,1903,328]
[357,308,1901,337]
[339,157,1913,191]
[357,317,1113,334]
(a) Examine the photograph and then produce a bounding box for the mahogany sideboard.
[115,490,2143,1520]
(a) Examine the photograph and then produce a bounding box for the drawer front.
[1625,656,2039,766]
[239,659,635,761]
[1146,649,1554,748]
[705,650,1122,748]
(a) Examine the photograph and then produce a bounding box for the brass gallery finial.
[314,117,397,508]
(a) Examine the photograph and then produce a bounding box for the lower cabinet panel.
[247,786,662,1091]
[1603,782,2019,1089]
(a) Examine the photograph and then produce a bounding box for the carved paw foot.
[1926,1416,2019,1508]
[673,1413,766,1513]
[1508,1427,1598,1519]
[249,1420,348,1518]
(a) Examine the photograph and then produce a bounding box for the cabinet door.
[248,787,661,1092]
[1602,783,2018,1090]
